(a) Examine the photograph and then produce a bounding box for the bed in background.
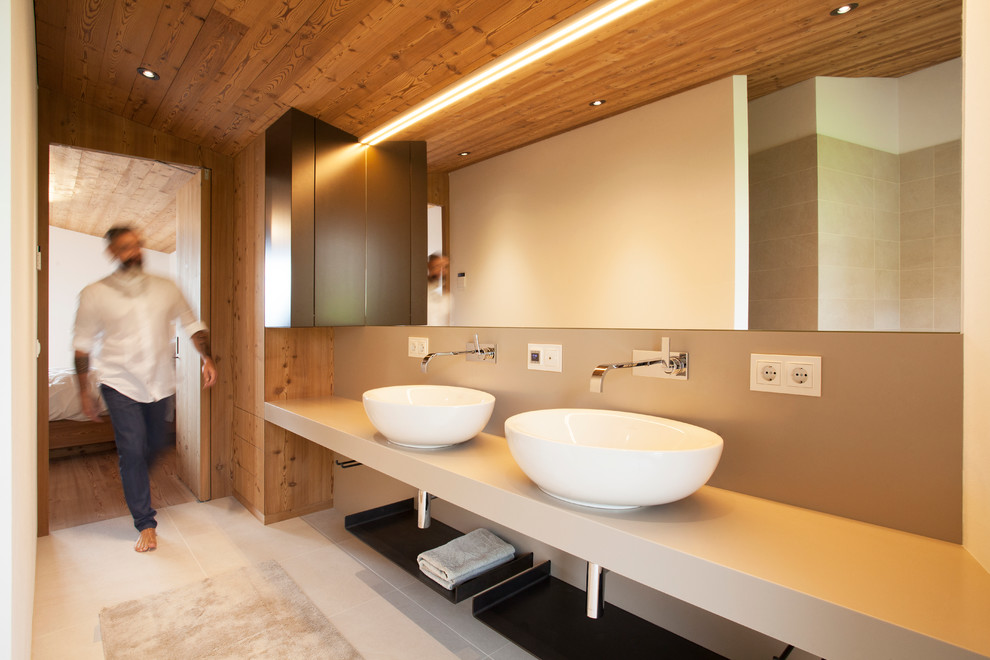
[48,368,115,453]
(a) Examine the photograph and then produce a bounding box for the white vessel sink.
[362,385,495,449]
[504,408,723,508]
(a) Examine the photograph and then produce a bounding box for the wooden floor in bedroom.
[48,443,197,531]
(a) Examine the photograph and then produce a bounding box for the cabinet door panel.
[366,142,413,326]
[315,122,366,326]
[265,109,315,327]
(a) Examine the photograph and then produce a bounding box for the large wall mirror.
[426,58,961,332]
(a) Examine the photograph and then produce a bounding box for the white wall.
[900,58,963,152]
[427,204,443,257]
[750,59,962,156]
[747,79,816,153]
[48,226,175,370]
[450,76,744,330]
[962,1,990,571]
[816,75,900,153]
[1,0,37,657]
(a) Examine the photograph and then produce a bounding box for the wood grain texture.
[232,134,266,418]
[48,145,198,251]
[48,418,115,450]
[232,406,264,515]
[253,327,335,521]
[263,422,334,521]
[264,327,335,402]
[175,171,211,499]
[34,0,962,173]
[48,444,196,531]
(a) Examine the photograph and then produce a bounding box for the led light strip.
[359,0,654,145]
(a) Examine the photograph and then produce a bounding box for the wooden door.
[175,170,211,500]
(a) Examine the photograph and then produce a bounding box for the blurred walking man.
[73,226,217,552]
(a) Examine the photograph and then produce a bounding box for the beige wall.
[818,135,901,330]
[899,140,962,331]
[333,325,962,542]
[750,134,961,332]
[962,0,990,571]
[749,135,818,330]
[2,0,38,656]
[449,76,745,330]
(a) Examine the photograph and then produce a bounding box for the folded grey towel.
[417,529,516,590]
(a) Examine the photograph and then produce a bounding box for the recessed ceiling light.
[137,67,160,80]
[589,99,606,106]
[458,151,471,157]
[830,3,859,15]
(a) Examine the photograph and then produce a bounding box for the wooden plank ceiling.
[35,0,961,177]
[48,145,197,252]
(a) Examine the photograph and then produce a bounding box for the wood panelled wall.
[231,133,336,523]
[36,88,236,534]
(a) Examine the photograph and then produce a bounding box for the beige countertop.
[266,396,990,660]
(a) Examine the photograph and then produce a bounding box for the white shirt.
[72,269,207,403]
[427,283,450,326]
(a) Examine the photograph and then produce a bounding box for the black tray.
[344,498,534,603]
[473,561,727,660]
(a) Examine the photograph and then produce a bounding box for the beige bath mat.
[99,559,362,659]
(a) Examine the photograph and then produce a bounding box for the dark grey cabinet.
[313,120,365,327]
[366,140,427,326]
[265,108,426,327]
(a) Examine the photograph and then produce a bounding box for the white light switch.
[528,343,562,372]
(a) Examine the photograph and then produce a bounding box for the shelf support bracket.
[586,562,607,618]
[417,489,432,528]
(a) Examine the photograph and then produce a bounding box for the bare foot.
[135,528,157,553]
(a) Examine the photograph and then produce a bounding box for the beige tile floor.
[32,497,537,659]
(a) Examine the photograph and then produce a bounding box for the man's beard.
[120,255,143,271]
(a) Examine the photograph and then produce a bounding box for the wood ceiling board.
[173,0,328,146]
[34,0,962,173]
[47,145,198,253]
[124,0,214,126]
[411,0,961,171]
[96,2,168,116]
[150,9,250,137]
[309,0,602,134]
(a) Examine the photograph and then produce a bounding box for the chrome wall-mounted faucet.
[421,334,497,373]
[590,337,688,392]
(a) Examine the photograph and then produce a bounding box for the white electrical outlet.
[408,336,429,358]
[756,360,781,385]
[528,343,562,372]
[750,354,821,396]
[789,363,812,387]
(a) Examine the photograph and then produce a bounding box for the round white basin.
[504,408,723,509]
[362,385,495,449]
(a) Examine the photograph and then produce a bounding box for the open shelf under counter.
[266,396,990,660]
[343,498,534,603]
[473,561,727,660]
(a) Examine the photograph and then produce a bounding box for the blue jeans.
[100,385,172,532]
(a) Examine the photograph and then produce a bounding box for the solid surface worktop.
[265,396,990,660]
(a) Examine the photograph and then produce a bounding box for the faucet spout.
[421,338,499,373]
[589,356,681,392]
[589,364,613,393]
[421,350,469,373]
